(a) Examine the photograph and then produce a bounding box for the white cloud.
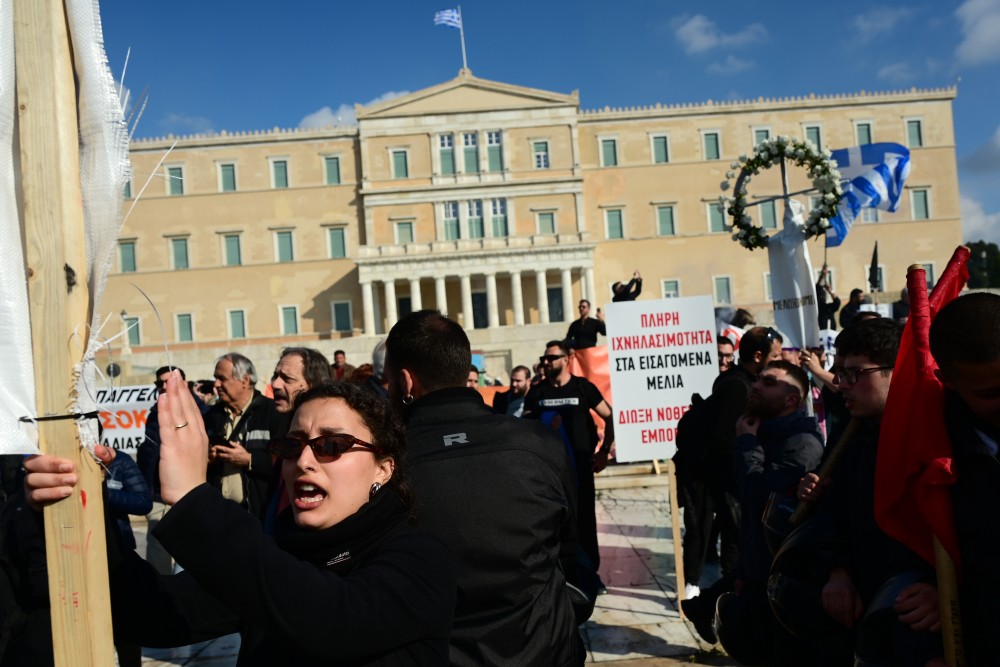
[961,126,1000,173]
[299,90,410,129]
[961,195,1000,244]
[956,0,1000,65]
[160,112,213,135]
[707,56,754,75]
[877,62,917,82]
[674,14,766,55]
[852,8,914,43]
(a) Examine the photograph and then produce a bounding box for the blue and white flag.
[434,8,462,28]
[825,142,910,247]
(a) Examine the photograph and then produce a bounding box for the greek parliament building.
[102,70,962,382]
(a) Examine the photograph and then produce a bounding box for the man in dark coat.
[384,310,582,667]
[565,299,606,349]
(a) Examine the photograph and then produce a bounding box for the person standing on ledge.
[566,299,606,349]
[611,270,642,302]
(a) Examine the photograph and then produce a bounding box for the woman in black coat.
[25,378,455,666]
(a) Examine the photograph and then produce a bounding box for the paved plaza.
[129,479,736,666]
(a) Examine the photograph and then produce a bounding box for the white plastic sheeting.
[0,0,129,454]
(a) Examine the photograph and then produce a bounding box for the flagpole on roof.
[458,6,469,70]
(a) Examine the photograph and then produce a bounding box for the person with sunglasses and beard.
[22,376,456,667]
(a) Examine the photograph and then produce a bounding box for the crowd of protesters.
[2,281,997,666]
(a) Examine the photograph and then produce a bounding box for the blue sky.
[101,1,1000,244]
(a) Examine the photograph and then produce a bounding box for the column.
[384,279,398,330]
[409,278,423,311]
[435,276,448,316]
[561,268,574,324]
[485,272,499,328]
[460,274,474,330]
[535,270,550,324]
[361,281,375,335]
[510,270,525,327]
[585,267,596,306]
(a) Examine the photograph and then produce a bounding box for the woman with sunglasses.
[23,372,455,666]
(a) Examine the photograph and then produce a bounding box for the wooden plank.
[666,460,687,613]
[13,0,115,664]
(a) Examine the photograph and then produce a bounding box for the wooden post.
[789,419,860,525]
[667,460,687,613]
[14,0,115,664]
[934,536,965,666]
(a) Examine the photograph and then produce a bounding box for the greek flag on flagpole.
[434,8,462,28]
[825,142,910,247]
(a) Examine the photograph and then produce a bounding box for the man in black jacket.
[204,353,282,522]
[565,299,606,349]
[384,310,581,667]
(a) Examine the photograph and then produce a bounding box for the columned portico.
[384,280,398,330]
[409,278,423,311]
[535,269,549,324]
[361,281,376,335]
[460,274,474,329]
[584,267,596,305]
[510,271,525,326]
[485,273,499,328]
[561,268,574,323]
[435,277,448,316]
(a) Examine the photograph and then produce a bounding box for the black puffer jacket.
[403,387,580,667]
[110,484,456,666]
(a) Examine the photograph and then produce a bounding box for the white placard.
[605,296,718,462]
[96,384,157,457]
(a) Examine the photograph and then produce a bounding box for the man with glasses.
[524,340,615,594]
[565,299,606,350]
[789,319,941,664]
[711,360,823,663]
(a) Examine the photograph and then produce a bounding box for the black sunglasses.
[539,354,565,363]
[268,433,376,460]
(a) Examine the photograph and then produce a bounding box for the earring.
[369,481,383,500]
[402,393,414,405]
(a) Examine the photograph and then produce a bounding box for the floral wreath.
[719,136,843,250]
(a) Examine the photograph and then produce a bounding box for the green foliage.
[966,240,1000,289]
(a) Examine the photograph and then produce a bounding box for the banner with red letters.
[95,385,157,457]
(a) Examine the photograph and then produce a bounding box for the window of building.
[275,230,294,262]
[662,279,680,298]
[124,317,140,346]
[463,133,479,174]
[395,221,414,244]
[167,166,184,196]
[123,180,132,199]
[272,159,289,189]
[709,203,727,232]
[439,134,455,175]
[753,128,770,146]
[281,305,299,335]
[907,119,923,148]
[490,198,508,237]
[224,234,242,266]
[467,200,484,238]
[714,276,733,305]
[856,122,873,145]
[332,301,352,332]
[920,263,935,289]
[533,141,550,169]
[760,200,777,229]
[702,132,720,160]
[176,313,193,342]
[119,240,136,273]
[605,209,624,239]
[171,237,189,270]
[657,205,676,236]
[444,201,460,240]
[912,189,930,220]
[325,156,341,185]
[328,227,346,259]
[228,310,246,339]
[805,125,822,149]
[487,131,503,172]
[651,135,669,164]
[601,138,618,167]
[861,208,879,223]
[537,211,555,235]
[392,150,408,178]
[219,163,237,192]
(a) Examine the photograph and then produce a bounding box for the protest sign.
[605,296,717,462]
[95,384,157,456]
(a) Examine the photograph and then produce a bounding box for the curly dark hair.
[835,318,903,368]
[292,382,412,511]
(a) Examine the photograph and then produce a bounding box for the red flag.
[875,246,970,573]
[568,346,611,452]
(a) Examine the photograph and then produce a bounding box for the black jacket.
[403,387,580,667]
[109,485,455,666]
[709,364,756,490]
[204,391,285,521]
[611,277,642,302]
[733,411,823,583]
[947,392,1000,667]
[565,317,606,349]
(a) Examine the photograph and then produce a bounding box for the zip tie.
[20,411,100,423]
